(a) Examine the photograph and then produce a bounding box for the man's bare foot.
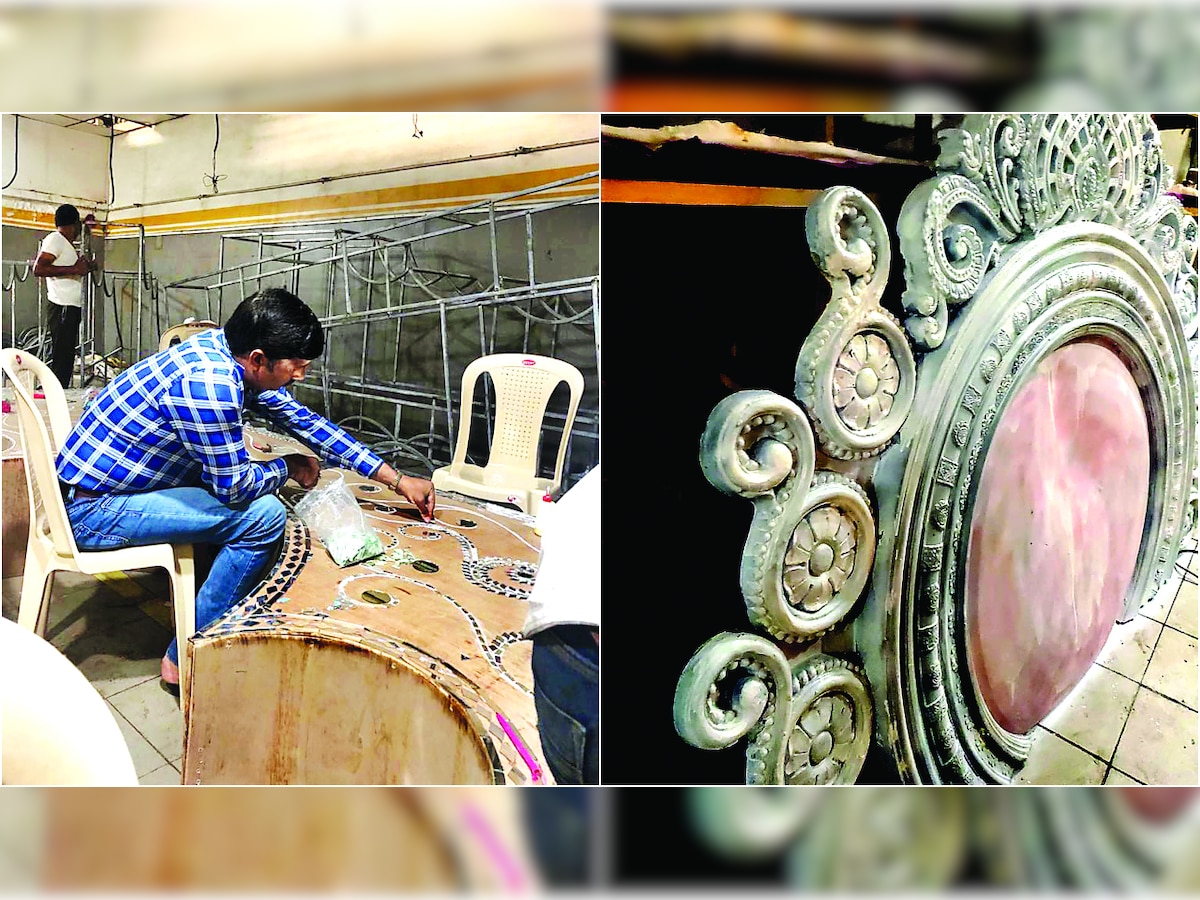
[161,654,180,686]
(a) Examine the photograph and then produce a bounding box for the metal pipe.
[165,171,598,288]
[257,233,264,291]
[318,278,593,328]
[340,231,352,315]
[477,305,492,448]
[550,295,561,358]
[321,256,334,419]
[166,195,594,293]
[525,211,536,287]
[358,241,375,421]
[487,201,500,290]
[217,235,225,322]
[439,300,454,451]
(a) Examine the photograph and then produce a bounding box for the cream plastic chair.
[432,354,584,514]
[0,617,138,785]
[0,349,197,712]
[158,320,217,353]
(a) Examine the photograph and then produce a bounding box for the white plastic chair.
[158,320,217,353]
[0,348,197,712]
[432,354,584,514]
[0,616,138,785]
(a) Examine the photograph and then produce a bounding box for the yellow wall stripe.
[3,165,598,234]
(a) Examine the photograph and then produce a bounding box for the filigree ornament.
[797,186,917,458]
[702,391,876,641]
[900,114,1185,350]
[674,635,872,785]
[880,228,1195,785]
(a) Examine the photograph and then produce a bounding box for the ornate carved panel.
[672,114,1198,785]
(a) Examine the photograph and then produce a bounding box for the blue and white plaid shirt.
[57,329,385,506]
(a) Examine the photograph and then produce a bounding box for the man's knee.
[240,494,287,544]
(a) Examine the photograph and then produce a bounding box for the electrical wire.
[108,116,115,205]
[2,115,18,190]
[203,114,227,194]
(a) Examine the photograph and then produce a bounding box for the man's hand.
[283,453,319,489]
[397,475,436,522]
[72,258,93,277]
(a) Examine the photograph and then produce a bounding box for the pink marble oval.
[1118,787,1199,823]
[966,342,1149,735]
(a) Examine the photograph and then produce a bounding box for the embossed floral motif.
[784,693,857,784]
[783,505,856,612]
[832,333,899,431]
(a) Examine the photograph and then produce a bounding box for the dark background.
[599,117,931,784]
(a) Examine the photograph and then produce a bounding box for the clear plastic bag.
[293,472,383,567]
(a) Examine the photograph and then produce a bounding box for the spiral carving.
[798,187,917,456]
[672,632,794,783]
[674,636,873,785]
[700,391,814,499]
[899,174,1010,351]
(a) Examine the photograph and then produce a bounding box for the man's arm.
[160,372,289,507]
[32,251,89,279]
[252,389,435,519]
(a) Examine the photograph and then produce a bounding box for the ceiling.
[16,114,186,136]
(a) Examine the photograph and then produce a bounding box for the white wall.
[109,113,598,229]
[0,115,111,217]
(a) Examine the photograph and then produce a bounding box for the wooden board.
[41,788,539,890]
[184,427,546,785]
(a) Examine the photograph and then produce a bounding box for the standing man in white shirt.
[33,204,96,387]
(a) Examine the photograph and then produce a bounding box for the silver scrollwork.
[674,634,872,785]
[797,186,917,457]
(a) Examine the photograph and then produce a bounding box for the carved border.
[673,114,1197,787]
[869,226,1195,783]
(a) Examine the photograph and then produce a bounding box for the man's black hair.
[224,288,325,362]
[54,204,81,227]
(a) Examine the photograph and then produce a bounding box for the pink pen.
[461,802,527,892]
[497,713,543,784]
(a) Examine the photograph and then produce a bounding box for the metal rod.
[550,296,561,358]
[167,196,594,292]
[318,278,593,328]
[359,242,375,421]
[477,305,493,449]
[525,211,536,287]
[322,257,334,419]
[165,171,599,288]
[257,233,264,291]
[487,201,500,289]
[341,231,352,315]
[217,235,225,323]
[439,300,454,451]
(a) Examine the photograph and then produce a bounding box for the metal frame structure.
[162,171,600,484]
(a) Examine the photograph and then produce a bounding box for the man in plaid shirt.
[57,288,435,688]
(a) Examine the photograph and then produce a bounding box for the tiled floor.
[1016,533,1199,785]
[1,568,183,786]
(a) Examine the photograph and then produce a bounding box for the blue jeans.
[531,625,599,785]
[67,487,287,664]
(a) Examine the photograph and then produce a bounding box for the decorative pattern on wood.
[184,443,544,786]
